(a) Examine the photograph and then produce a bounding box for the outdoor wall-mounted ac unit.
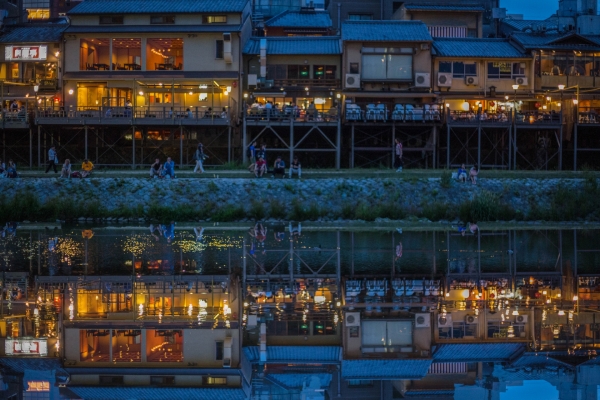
[515,77,528,85]
[415,73,430,88]
[345,312,361,327]
[415,313,431,328]
[515,315,528,323]
[437,72,452,87]
[438,314,453,328]
[465,76,479,86]
[465,315,478,324]
[345,74,361,89]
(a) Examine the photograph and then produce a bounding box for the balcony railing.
[447,111,511,125]
[578,107,599,124]
[36,106,232,125]
[515,110,562,125]
[267,78,340,88]
[245,106,339,122]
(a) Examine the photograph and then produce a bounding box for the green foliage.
[212,205,245,222]
[457,191,515,222]
[249,199,266,220]
[269,198,287,219]
[206,181,218,192]
[288,198,322,221]
[421,201,449,221]
[440,169,453,189]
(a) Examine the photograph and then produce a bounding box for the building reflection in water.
[0,225,598,399]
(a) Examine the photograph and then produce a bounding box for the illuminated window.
[203,15,227,24]
[26,9,49,19]
[27,381,50,391]
[203,376,227,385]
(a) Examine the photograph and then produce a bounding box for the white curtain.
[361,55,387,80]
[387,55,412,80]
[361,321,387,346]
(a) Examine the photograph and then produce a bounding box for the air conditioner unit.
[345,74,360,89]
[415,73,430,88]
[437,72,452,87]
[415,313,431,328]
[515,315,528,324]
[465,76,479,86]
[515,77,528,85]
[465,315,478,324]
[345,312,361,327]
[420,43,430,50]
[437,314,453,328]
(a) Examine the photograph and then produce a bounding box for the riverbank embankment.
[1,174,599,223]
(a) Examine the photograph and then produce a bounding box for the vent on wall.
[415,313,430,328]
[345,312,360,327]
[414,73,430,88]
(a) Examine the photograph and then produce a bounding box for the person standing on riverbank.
[46,146,58,173]
[394,138,403,172]
[194,143,206,173]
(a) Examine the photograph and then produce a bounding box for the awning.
[343,91,438,98]
[64,71,239,80]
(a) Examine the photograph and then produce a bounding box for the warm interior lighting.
[558,310,565,316]
[558,84,565,90]
[512,84,519,90]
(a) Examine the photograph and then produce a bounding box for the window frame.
[151,16,175,24]
[99,15,124,25]
[439,61,477,78]
[99,376,124,385]
[150,376,175,385]
[203,376,227,385]
[487,61,526,79]
[215,40,224,59]
[203,15,227,24]
[215,341,224,360]
[348,14,373,21]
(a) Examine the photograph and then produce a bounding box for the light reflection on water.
[0,225,598,277]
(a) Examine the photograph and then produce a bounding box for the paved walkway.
[11,168,598,180]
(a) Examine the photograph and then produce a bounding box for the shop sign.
[5,45,48,60]
[5,338,48,356]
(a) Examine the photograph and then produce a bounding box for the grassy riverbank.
[1,172,599,223]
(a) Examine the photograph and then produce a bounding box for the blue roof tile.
[243,36,341,55]
[502,18,559,33]
[433,38,527,58]
[242,346,341,363]
[511,32,600,50]
[512,353,576,370]
[67,387,246,400]
[404,3,484,12]
[433,343,526,362]
[341,359,432,380]
[0,357,66,374]
[69,0,249,15]
[342,21,432,42]
[267,373,332,388]
[265,10,332,28]
[0,24,68,43]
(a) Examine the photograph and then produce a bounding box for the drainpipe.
[337,2,341,34]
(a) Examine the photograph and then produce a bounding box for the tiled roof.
[0,357,66,374]
[0,24,68,43]
[243,346,341,363]
[67,387,246,400]
[433,343,526,362]
[267,373,332,388]
[433,38,527,58]
[578,357,600,366]
[404,3,484,12]
[512,353,576,370]
[342,21,432,42]
[65,25,241,34]
[68,0,249,14]
[511,32,600,50]
[502,18,559,32]
[265,10,332,28]
[341,359,432,380]
[243,36,341,55]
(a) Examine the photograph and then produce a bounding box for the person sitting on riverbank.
[289,156,301,179]
[162,157,175,179]
[81,159,94,178]
[5,160,17,178]
[254,157,267,178]
[60,159,72,179]
[273,156,285,178]
[150,158,162,179]
[457,164,467,182]
[470,164,479,185]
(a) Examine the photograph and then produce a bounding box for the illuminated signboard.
[5,338,48,356]
[5,45,48,61]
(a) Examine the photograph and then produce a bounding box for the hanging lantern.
[489,101,495,107]
[535,102,541,108]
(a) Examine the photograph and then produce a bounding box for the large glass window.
[361,321,412,348]
[487,62,525,79]
[203,15,227,24]
[146,329,183,362]
[79,329,111,362]
[439,61,477,78]
[24,0,49,20]
[112,38,141,70]
[540,53,570,76]
[313,65,337,80]
[79,38,110,71]
[362,48,413,80]
[146,38,184,71]
[348,14,372,20]
[112,329,142,362]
